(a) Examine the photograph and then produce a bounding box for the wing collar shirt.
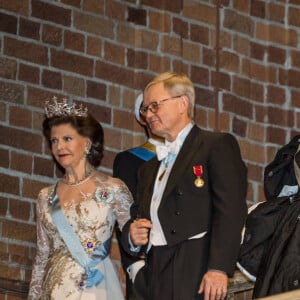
[150,122,206,247]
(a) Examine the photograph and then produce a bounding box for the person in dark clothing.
[238,135,300,298]
[113,94,163,299]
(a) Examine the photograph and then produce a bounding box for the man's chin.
[149,121,160,130]
[150,127,161,136]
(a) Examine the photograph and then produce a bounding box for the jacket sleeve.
[207,133,248,276]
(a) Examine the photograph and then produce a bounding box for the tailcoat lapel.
[162,125,203,201]
[138,125,203,217]
[139,158,160,219]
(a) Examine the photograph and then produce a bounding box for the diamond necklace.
[62,168,94,186]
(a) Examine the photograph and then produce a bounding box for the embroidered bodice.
[28,172,133,299]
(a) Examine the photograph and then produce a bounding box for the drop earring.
[84,147,90,155]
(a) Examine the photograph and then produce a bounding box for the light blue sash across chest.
[50,188,111,288]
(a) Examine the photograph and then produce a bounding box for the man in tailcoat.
[121,72,248,300]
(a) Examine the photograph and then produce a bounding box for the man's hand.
[130,218,152,246]
[198,270,228,300]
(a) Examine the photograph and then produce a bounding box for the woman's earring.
[85,147,90,155]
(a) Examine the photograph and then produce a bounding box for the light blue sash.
[50,189,111,288]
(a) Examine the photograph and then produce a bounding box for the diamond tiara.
[44,96,88,118]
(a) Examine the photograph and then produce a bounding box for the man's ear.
[179,95,189,113]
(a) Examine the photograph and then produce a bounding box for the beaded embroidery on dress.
[29,172,133,300]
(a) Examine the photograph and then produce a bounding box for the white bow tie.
[156,141,180,161]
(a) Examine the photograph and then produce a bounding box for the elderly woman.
[29,98,132,300]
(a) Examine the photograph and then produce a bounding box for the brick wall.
[0,0,299,295]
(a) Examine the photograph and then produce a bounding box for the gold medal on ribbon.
[194,177,204,187]
[193,165,204,188]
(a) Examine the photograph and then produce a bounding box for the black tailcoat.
[122,125,248,299]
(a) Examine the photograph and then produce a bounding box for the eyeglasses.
[139,95,182,116]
